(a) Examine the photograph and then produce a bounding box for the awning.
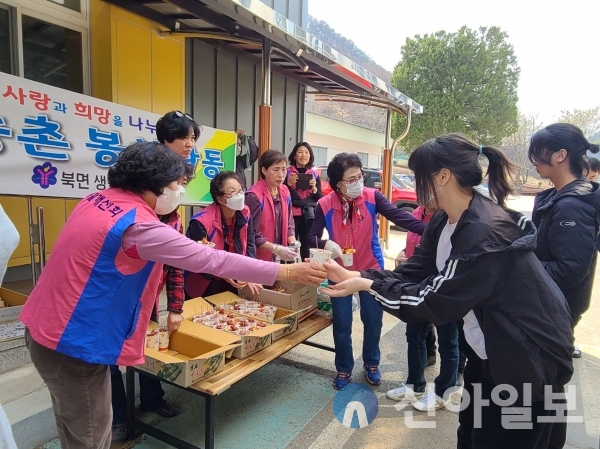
[101,0,423,116]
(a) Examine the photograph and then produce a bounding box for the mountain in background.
[306,16,390,133]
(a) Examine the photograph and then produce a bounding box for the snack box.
[138,320,239,387]
[0,288,27,342]
[239,280,318,322]
[205,291,303,341]
[182,297,288,358]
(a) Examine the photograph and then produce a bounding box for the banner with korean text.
[0,72,235,204]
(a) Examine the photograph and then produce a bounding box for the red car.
[313,167,418,213]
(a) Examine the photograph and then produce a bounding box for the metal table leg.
[126,367,136,440]
[205,394,215,449]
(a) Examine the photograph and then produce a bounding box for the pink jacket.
[287,166,318,216]
[247,179,292,261]
[20,189,164,366]
[405,206,432,258]
[318,188,382,270]
[184,203,251,298]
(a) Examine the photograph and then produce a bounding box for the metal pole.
[379,106,393,249]
[261,37,272,106]
[36,206,46,272]
[258,37,272,155]
[27,197,37,286]
[385,109,413,250]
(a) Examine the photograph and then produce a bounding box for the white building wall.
[305,113,385,167]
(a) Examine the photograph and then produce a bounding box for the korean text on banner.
[0,72,235,204]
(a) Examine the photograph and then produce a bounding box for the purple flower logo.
[32,162,58,189]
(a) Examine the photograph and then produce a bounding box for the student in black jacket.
[529,123,600,358]
[322,133,574,449]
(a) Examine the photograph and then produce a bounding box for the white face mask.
[426,184,443,205]
[154,185,184,215]
[224,192,245,211]
[345,179,364,199]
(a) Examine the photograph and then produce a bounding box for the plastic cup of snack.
[341,252,354,267]
[236,329,250,336]
[198,240,216,249]
[310,248,332,264]
[203,318,218,327]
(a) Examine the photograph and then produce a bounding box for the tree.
[557,107,600,138]
[502,113,543,183]
[391,26,520,150]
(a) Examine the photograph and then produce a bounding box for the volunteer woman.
[246,149,298,262]
[185,171,262,298]
[20,142,327,449]
[285,142,323,261]
[322,134,574,448]
[308,152,426,391]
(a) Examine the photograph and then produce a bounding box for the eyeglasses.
[174,110,194,120]
[222,189,244,198]
[341,172,364,186]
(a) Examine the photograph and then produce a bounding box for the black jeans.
[110,365,166,425]
[294,215,313,261]
[457,359,554,449]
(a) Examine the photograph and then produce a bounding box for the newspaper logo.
[333,384,378,428]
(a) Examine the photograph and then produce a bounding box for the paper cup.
[341,252,354,267]
[158,328,169,352]
[310,248,332,264]
[146,331,159,351]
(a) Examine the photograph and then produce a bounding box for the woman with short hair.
[246,149,298,262]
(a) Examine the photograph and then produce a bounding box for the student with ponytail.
[529,124,600,356]
[322,133,574,448]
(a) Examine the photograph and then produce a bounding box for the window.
[357,152,369,167]
[0,5,15,75]
[45,0,80,13]
[0,1,88,93]
[22,15,84,93]
[312,145,327,167]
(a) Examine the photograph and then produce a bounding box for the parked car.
[313,166,418,213]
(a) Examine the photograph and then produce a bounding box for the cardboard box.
[205,292,302,342]
[0,288,28,342]
[181,297,288,358]
[138,320,239,387]
[239,281,318,322]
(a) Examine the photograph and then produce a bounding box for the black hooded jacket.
[363,194,574,401]
[532,178,600,324]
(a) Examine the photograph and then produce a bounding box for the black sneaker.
[111,424,127,443]
[155,402,179,418]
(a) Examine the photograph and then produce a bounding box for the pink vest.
[287,165,317,216]
[20,189,164,366]
[247,179,291,261]
[184,203,251,298]
[318,188,383,270]
[405,206,432,258]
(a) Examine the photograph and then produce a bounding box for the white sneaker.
[386,383,424,401]
[412,390,446,412]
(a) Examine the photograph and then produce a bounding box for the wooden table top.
[189,314,332,396]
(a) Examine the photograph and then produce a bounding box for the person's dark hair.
[408,133,516,208]
[528,123,600,178]
[258,149,287,179]
[327,152,363,192]
[210,171,242,203]
[289,142,315,168]
[156,111,201,144]
[108,141,190,196]
[588,157,600,173]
